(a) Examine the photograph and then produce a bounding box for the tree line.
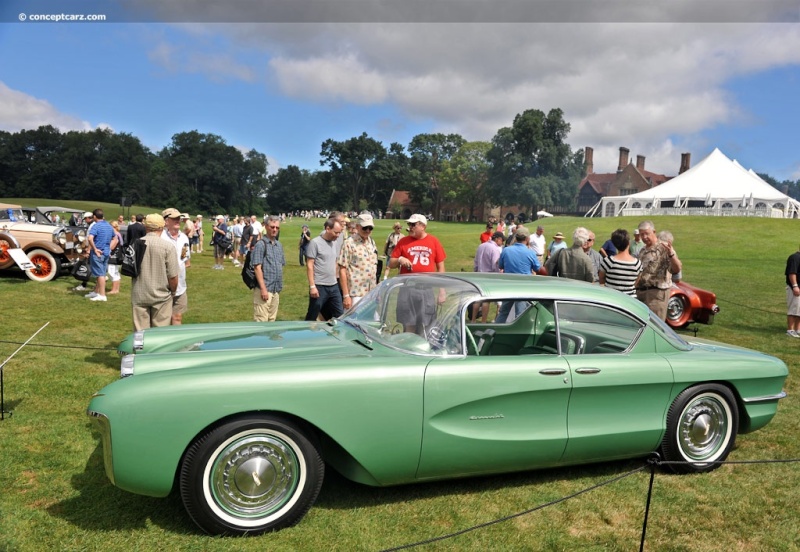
[3,110,795,219]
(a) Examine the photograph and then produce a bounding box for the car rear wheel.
[666,293,691,328]
[179,415,324,536]
[25,249,61,282]
[660,384,738,474]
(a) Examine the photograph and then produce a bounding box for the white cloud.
[0,81,97,133]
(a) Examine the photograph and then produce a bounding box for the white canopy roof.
[594,148,799,218]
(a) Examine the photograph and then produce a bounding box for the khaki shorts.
[173,291,188,315]
[787,286,800,316]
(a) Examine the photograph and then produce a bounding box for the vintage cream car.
[0,202,86,281]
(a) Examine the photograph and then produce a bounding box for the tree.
[486,108,583,215]
[320,133,387,212]
[407,133,465,219]
[240,149,269,214]
[440,141,492,221]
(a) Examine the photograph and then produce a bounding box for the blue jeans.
[304,284,343,321]
[495,301,523,324]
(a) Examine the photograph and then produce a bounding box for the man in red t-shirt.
[389,214,447,334]
[479,223,494,243]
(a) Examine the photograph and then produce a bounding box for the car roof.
[446,272,652,319]
[35,206,85,213]
[0,202,22,209]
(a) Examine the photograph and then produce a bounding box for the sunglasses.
[361,226,374,231]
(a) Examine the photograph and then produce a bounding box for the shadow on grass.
[84,347,124,371]
[315,457,647,513]
[51,435,649,538]
[47,439,196,535]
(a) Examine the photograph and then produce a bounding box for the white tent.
[588,148,800,218]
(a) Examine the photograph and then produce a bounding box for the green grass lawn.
[1,201,799,551]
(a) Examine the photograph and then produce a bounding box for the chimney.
[584,146,594,175]
[617,147,629,172]
[636,155,645,171]
[679,152,691,174]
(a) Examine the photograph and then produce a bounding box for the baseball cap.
[515,226,531,239]
[161,207,181,219]
[406,214,428,225]
[144,213,165,230]
[356,213,374,227]
[83,212,93,219]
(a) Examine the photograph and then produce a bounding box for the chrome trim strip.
[742,391,787,404]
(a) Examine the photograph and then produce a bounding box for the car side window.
[555,302,644,354]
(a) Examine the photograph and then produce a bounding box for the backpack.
[241,238,266,289]
[121,238,147,278]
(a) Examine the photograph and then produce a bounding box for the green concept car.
[87,273,788,536]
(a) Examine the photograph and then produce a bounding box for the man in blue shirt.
[496,226,542,323]
[86,209,115,302]
[252,215,286,322]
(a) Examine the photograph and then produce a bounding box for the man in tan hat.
[547,231,567,260]
[131,214,179,330]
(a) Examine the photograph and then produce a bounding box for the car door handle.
[538,368,567,375]
[574,368,601,374]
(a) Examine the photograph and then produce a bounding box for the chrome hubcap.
[678,396,728,461]
[667,296,686,322]
[211,434,299,518]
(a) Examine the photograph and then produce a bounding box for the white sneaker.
[788,330,800,338]
[73,285,87,291]
[90,295,107,302]
[85,292,98,298]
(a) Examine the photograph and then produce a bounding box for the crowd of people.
[70,207,800,340]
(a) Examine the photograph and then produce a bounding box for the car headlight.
[133,331,144,351]
[120,354,135,377]
[53,229,67,245]
[76,229,87,243]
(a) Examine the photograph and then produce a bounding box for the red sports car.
[667,281,720,328]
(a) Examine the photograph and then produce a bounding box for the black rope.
[379,456,800,551]
[0,340,115,351]
[715,295,784,316]
[379,465,648,552]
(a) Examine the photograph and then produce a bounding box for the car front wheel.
[666,293,691,328]
[660,384,738,473]
[25,249,61,282]
[180,415,324,535]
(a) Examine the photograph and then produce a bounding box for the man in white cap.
[338,213,379,309]
[161,208,192,324]
[389,214,447,334]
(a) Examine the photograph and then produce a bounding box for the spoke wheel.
[180,415,324,535]
[666,293,692,328]
[25,249,61,282]
[661,384,738,474]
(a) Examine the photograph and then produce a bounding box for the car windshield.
[341,274,481,356]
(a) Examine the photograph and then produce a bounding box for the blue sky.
[1,1,800,181]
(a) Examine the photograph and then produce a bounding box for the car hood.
[119,320,365,355]
[119,321,380,376]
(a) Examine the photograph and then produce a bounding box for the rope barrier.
[379,456,800,551]
[0,340,116,351]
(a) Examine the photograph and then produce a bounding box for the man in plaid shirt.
[252,215,286,322]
